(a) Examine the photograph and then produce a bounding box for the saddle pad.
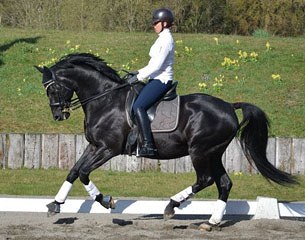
[151,96,180,133]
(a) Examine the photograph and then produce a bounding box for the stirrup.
[137,143,157,157]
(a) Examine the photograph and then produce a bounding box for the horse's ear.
[34,65,44,73]
[42,66,53,80]
[35,66,54,84]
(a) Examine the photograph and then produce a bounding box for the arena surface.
[1,212,305,240]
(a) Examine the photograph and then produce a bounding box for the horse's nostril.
[54,115,61,121]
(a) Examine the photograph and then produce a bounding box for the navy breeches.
[132,79,172,113]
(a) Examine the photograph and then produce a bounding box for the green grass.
[1,169,305,201]
[0,27,304,136]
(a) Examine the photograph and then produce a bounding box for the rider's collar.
[158,28,170,36]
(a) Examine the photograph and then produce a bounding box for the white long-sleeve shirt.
[137,28,174,84]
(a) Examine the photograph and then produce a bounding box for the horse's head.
[35,65,73,121]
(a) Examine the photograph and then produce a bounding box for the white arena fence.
[0,133,304,174]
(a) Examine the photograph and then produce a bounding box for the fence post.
[159,159,175,173]
[58,134,76,169]
[41,134,59,169]
[126,155,141,172]
[7,134,24,169]
[111,155,127,172]
[0,134,7,169]
[24,134,41,169]
[225,138,249,173]
[267,138,276,166]
[291,138,305,174]
[276,137,293,173]
[141,157,159,171]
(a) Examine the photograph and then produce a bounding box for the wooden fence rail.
[0,133,304,174]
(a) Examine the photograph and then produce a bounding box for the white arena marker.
[0,197,304,218]
[253,196,280,219]
[279,202,305,217]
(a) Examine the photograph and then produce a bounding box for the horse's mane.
[55,53,124,84]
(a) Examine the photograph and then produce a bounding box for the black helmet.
[152,8,174,27]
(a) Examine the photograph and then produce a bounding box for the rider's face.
[153,21,168,34]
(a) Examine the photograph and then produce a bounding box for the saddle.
[125,81,180,156]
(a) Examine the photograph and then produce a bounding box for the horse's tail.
[232,102,298,185]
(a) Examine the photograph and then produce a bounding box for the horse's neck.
[82,86,128,118]
[82,87,129,143]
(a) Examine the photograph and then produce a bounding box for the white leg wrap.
[171,186,193,202]
[55,181,73,203]
[209,200,227,225]
[84,181,100,200]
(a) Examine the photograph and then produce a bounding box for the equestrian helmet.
[152,8,174,27]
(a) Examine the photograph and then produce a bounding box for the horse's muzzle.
[54,111,70,121]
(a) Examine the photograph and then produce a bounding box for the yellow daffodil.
[198,82,207,90]
[250,52,258,58]
[271,74,281,80]
[266,41,270,51]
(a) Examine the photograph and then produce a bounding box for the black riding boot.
[134,107,157,157]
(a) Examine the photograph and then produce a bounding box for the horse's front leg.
[46,144,94,215]
[46,144,114,215]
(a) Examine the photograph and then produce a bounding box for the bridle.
[44,71,131,112]
[43,76,74,114]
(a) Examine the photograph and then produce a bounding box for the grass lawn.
[0,27,304,137]
[1,169,304,202]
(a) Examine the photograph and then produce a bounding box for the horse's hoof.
[163,199,180,220]
[163,211,175,221]
[198,223,212,231]
[198,222,221,231]
[46,201,60,217]
[101,195,115,209]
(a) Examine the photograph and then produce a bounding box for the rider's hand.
[128,75,138,84]
[129,71,139,76]
[127,71,139,84]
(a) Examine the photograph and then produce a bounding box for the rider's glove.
[127,71,139,84]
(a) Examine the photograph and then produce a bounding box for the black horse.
[35,53,296,226]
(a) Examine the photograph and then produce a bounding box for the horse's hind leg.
[164,157,214,220]
[207,161,232,225]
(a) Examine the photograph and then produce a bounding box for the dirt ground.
[0,212,305,240]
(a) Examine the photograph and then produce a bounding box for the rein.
[69,82,130,110]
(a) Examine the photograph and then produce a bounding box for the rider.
[128,8,175,157]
